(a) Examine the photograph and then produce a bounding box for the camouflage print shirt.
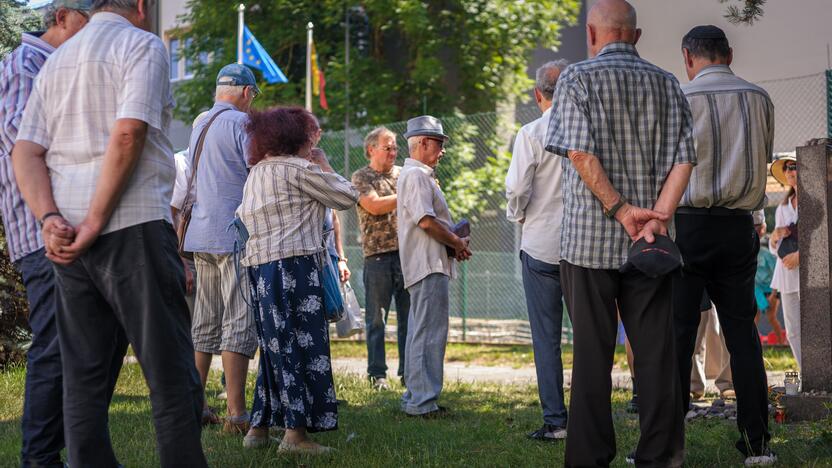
[352,165,401,257]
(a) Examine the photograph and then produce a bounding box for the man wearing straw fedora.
[673,25,776,465]
[397,115,471,418]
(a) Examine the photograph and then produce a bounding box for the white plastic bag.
[336,281,363,338]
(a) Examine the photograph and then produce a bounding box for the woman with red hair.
[238,107,358,453]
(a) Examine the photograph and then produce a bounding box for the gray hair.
[535,59,569,100]
[215,84,245,99]
[42,4,60,28]
[91,0,138,12]
[364,126,395,157]
[407,136,422,154]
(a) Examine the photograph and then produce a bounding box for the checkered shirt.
[16,12,175,234]
[545,42,696,270]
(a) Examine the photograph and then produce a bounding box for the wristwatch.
[338,257,348,264]
[604,197,627,219]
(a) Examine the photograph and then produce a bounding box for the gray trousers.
[401,273,449,415]
[520,251,568,427]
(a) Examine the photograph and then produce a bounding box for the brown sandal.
[202,406,220,426]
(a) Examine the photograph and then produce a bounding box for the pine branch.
[721,0,766,25]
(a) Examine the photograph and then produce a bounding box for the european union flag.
[241,26,288,84]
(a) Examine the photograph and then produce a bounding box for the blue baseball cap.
[52,0,93,11]
[216,63,260,94]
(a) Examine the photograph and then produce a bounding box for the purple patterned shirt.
[0,32,52,262]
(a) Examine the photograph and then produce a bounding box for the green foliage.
[720,0,766,25]
[173,0,580,128]
[0,0,40,58]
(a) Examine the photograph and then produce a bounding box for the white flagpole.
[306,22,313,111]
[237,4,245,64]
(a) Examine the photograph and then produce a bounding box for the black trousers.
[54,220,207,467]
[673,213,770,457]
[561,262,683,468]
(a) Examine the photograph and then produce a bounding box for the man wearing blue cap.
[182,63,259,435]
[0,1,91,466]
[12,0,207,465]
[397,115,472,418]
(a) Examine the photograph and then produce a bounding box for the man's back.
[18,12,174,234]
[184,102,250,254]
[681,65,774,211]
[546,42,695,269]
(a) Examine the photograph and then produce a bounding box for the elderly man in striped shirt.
[673,25,776,466]
[12,1,207,466]
[545,0,694,465]
[0,2,95,467]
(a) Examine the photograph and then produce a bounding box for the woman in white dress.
[768,154,800,370]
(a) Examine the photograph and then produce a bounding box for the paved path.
[168,355,785,391]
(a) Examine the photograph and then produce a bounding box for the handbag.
[226,217,251,307]
[176,108,231,260]
[777,223,799,259]
[336,281,363,338]
[320,250,345,323]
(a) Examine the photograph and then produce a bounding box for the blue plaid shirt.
[545,42,696,270]
[0,32,52,262]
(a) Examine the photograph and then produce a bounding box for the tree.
[1,0,40,58]
[173,0,580,129]
[720,0,766,25]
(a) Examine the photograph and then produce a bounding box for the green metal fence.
[318,71,831,344]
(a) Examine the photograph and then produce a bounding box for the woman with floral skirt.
[238,107,358,454]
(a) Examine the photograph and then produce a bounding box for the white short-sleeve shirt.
[16,12,175,234]
[396,158,456,289]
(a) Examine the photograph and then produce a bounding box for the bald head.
[586,0,641,57]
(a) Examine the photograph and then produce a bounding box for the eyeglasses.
[424,137,445,149]
[784,163,797,172]
[247,86,260,100]
[375,145,398,152]
[74,9,90,20]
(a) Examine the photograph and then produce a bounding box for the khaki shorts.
[192,253,257,357]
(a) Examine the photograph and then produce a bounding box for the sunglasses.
[424,137,445,149]
[784,163,797,172]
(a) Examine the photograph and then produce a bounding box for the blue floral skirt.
[247,255,338,432]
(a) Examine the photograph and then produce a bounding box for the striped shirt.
[0,32,52,262]
[545,42,696,270]
[681,65,774,210]
[16,12,175,235]
[238,156,358,267]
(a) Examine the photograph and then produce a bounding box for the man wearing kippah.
[673,25,776,465]
[0,2,92,466]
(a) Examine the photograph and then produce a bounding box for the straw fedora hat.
[770,152,796,186]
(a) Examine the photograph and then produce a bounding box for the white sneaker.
[744,450,777,466]
[372,377,391,391]
[217,391,228,400]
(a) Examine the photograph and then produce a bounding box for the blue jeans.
[520,251,568,427]
[363,251,410,379]
[17,249,63,468]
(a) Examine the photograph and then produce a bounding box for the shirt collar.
[404,157,434,174]
[90,11,133,26]
[213,101,240,112]
[597,42,639,58]
[21,31,55,55]
[692,64,734,81]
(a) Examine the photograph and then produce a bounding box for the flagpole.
[237,4,245,64]
[306,22,314,111]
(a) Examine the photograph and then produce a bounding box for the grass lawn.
[1,359,827,467]
[330,341,799,372]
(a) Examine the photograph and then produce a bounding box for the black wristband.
[604,197,627,219]
[39,211,62,226]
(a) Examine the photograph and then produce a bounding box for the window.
[169,38,179,80]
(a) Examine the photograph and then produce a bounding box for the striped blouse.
[238,156,358,267]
